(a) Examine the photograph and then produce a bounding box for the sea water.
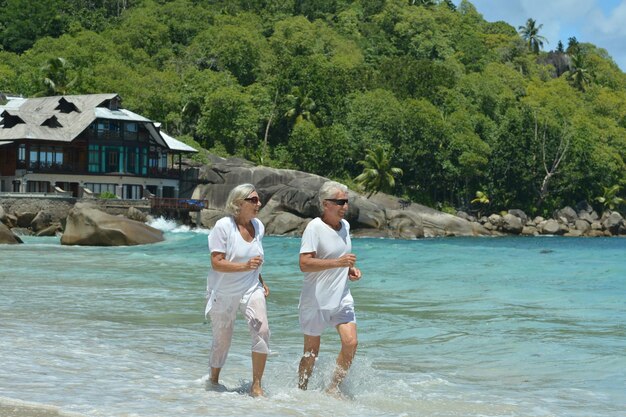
[0,219,624,417]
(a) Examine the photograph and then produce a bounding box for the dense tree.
[0,0,66,53]
[1,0,625,214]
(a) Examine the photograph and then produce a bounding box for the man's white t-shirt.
[207,216,264,299]
[299,217,352,310]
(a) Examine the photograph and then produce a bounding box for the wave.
[148,216,210,234]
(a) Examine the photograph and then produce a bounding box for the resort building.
[0,93,197,199]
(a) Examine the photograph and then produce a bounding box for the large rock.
[554,206,578,223]
[501,213,523,234]
[191,157,491,238]
[30,210,52,232]
[16,211,37,228]
[601,211,623,234]
[368,193,489,237]
[0,222,23,244]
[508,209,529,225]
[574,219,591,234]
[539,219,562,235]
[36,223,63,237]
[61,203,164,246]
[386,210,424,239]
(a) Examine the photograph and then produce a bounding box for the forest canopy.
[1,0,625,215]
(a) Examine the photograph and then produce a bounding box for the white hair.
[318,181,348,210]
[225,183,256,216]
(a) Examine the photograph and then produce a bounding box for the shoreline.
[0,396,88,417]
[2,195,625,242]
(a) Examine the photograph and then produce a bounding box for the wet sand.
[0,397,87,417]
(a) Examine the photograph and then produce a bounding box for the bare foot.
[250,383,264,397]
[325,385,347,400]
[206,380,227,392]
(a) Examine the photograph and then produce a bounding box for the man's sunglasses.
[325,198,349,206]
[244,196,260,204]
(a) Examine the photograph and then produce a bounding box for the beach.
[1,220,624,416]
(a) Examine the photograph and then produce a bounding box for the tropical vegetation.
[1,0,625,215]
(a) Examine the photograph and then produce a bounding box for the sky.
[453,0,626,71]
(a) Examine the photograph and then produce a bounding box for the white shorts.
[299,298,356,337]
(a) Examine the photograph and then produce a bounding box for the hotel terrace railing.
[150,197,208,212]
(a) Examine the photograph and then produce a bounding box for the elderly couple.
[204,181,362,397]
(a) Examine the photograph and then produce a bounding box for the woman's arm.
[299,252,356,272]
[211,252,263,272]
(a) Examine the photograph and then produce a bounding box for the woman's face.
[323,190,349,219]
[238,191,262,218]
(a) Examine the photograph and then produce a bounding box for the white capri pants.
[208,286,270,369]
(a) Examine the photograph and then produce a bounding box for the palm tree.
[354,145,403,198]
[284,87,317,126]
[470,191,490,218]
[518,18,548,54]
[38,57,77,96]
[566,36,580,55]
[568,52,593,92]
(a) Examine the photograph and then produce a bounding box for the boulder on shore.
[0,222,23,244]
[61,203,164,246]
[191,157,490,238]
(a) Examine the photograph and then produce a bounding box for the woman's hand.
[246,256,264,270]
[348,267,362,281]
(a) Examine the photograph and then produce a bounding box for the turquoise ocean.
[1,218,624,417]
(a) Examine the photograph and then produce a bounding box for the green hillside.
[1,0,625,215]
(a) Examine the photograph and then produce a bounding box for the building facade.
[0,93,197,199]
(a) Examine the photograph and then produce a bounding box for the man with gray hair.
[297,181,362,395]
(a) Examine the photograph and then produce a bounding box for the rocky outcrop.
[465,204,626,237]
[0,222,23,244]
[190,157,490,238]
[60,203,164,246]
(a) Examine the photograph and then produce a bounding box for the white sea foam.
[148,216,210,234]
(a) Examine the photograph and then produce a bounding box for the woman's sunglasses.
[244,196,260,204]
[325,198,349,206]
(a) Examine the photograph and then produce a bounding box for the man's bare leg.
[327,322,357,394]
[298,334,321,390]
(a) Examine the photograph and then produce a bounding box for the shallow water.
[1,220,625,416]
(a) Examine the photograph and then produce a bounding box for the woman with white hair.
[297,180,362,394]
[205,183,270,397]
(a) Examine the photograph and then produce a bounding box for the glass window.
[88,145,100,173]
[18,144,26,163]
[109,121,121,139]
[29,145,39,169]
[55,147,63,166]
[85,183,116,194]
[107,148,119,172]
[141,147,147,175]
[124,122,137,141]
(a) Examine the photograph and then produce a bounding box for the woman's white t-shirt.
[299,217,352,310]
[206,216,264,301]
